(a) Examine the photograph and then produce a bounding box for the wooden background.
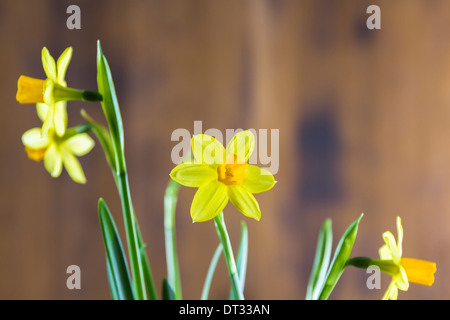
[0,0,449,299]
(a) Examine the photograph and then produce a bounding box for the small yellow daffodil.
[17,47,73,137]
[378,216,436,300]
[17,47,102,137]
[22,104,95,184]
[170,130,276,222]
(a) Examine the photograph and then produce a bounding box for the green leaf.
[318,213,364,300]
[201,244,222,300]
[229,221,248,300]
[96,40,124,162]
[98,198,135,300]
[137,227,158,300]
[306,218,332,300]
[162,278,176,300]
[106,257,119,300]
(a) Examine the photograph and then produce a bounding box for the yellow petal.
[40,103,54,137]
[382,279,399,300]
[401,258,436,286]
[57,47,73,84]
[190,181,228,222]
[227,185,261,221]
[191,134,225,166]
[36,103,49,123]
[241,165,276,193]
[42,47,56,81]
[22,128,50,149]
[62,148,87,184]
[379,244,393,260]
[54,101,68,137]
[44,144,63,178]
[396,216,403,258]
[16,76,45,104]
[396,267,409,291]
[43,78,55,105]
[64,133,95,156]
[170,163,216,187]
[382,231,401,264]
[226,130,255,163]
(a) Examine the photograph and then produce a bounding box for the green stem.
[201,244,222,300]
[346,257,399,276]
[93,120,151,300]
[96,41,147,300]
[164,180,182,299]
[213,212,244,300]
[116,168,146,300]
[229,221,248,300]
[52,82,102,102]
[109,153,155,300]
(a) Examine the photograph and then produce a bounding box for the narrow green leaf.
[306,218,332,300]
[106,256,119,300]
[162,278,176,300]
[164,179,183,300]
[229,221,248,300]
[137,228,158,300]
[96,40,124,159]
[318,213,364,300]
[201,244,222,300]
[98,198,135,300]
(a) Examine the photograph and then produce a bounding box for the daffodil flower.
[378,216,436,300]
[170,131,276,222]
[16,47,102,137]
[21,104,95,184]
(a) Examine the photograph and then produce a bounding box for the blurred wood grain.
[0,0,449,299]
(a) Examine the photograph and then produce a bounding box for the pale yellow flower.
[170,131,276,222]
[379,216,436,300]
[22,104,94,184]
[17,47,74,137]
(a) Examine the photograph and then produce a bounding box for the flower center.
[217,155,247,186]
[401,258,436,286]
[16,76,45,104]
[25,146,48,162]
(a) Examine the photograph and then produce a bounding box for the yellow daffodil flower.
[21,104,95,184]
[17,47,102,137]
[17,47,73,137]
[378,216,436,300]
[170,130,276,222]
